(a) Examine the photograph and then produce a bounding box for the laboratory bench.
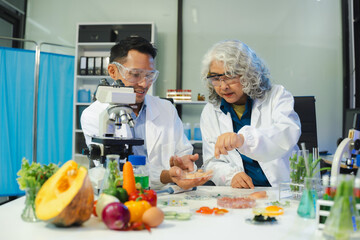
[0,186,321,240]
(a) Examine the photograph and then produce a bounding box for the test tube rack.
[316,199,360,230]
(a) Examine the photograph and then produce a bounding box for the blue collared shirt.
[220,98,271,187]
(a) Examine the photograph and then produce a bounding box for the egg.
[142,207,164,227]
[252,205,284,217]
[264,205,284,216]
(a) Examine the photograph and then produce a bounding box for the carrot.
[122,161,136,195]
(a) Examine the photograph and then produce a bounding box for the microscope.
[83,80,144,168]
[331,113,360,179]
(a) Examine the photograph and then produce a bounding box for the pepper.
[103,187,128,203]
[125,200,151,223]
[116,187,129,203]
[93,200,98,217]
[128,189,157,207]
[121,222,151,232]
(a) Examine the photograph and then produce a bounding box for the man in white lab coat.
[200,40,301,188]
[81,36,209,189]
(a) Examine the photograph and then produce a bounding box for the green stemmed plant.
[289,152,331,192]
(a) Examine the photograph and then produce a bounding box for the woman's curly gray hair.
[201,40,272,105]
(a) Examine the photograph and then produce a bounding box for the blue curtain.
[0,47,35,196]
[0,47,74,196]
[37,52,74,166]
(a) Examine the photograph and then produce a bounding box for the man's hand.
[161,153,207,189]
[170,154,199,172]
[231,172,254,189]
[168,166,211,190]
[215,132,244,159]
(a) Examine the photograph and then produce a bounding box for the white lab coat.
[200,84,301,187]
[81,95,194,189]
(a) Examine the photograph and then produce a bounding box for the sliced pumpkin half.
[35,160,94,227]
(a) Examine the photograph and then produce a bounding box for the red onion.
[102,202,130,230]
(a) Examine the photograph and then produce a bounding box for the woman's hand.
[168,166,211,190]
[170,154,199,172]
[231,172,254,189]
[161,154,205,188]
[215,132,244,159]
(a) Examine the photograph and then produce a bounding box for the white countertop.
[0,186,322,240]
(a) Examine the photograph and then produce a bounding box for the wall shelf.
[174,101,207,105]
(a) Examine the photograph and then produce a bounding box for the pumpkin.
[35,160,94,227]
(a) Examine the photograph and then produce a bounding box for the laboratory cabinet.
[72,22,155,164]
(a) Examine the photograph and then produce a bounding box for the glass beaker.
[289,150,309,192]
[297,177,319,219]
[323,175,360,240]
[100,154,121,194]
[21,187,40,222]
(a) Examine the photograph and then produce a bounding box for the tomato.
[196,206,229,215]
[196,206,213,214]
[214,209,229,215]
[128,189,157,207]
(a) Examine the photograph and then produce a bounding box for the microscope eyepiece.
[127,113,135,128]
[114,79,125,87]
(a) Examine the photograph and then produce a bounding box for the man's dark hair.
[109,36,157,63]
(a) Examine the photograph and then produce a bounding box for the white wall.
[181,0,343,154]
[25,0,178,96]
[25,0,343,153]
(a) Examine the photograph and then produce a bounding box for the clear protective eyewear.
[207,73,240,87]
[111,61,159,84]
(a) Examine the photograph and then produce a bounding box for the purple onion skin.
[102,202,130,230]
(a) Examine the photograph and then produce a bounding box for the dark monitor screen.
[343,108,360,138]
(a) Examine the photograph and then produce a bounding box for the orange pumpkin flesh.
[35,160,94,227]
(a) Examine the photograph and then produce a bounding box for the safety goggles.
[207,73,240,87]
[111,61,159,84]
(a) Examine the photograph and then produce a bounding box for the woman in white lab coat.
[200,40,301,188]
